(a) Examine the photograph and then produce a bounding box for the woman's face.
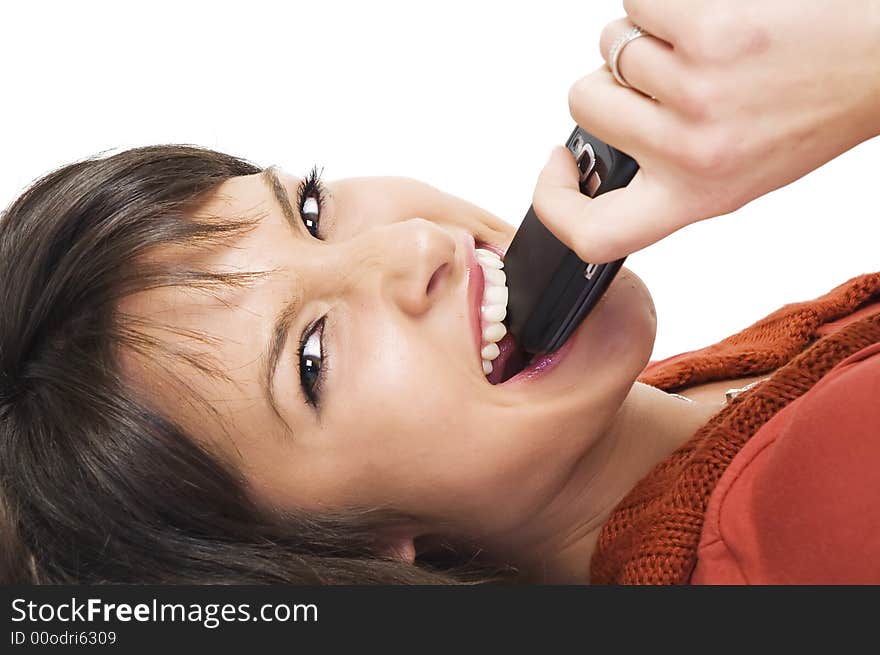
[119,169,657,549]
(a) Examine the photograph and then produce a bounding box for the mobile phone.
[503,125,639,355]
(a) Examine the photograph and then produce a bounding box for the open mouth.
[474,241,532,384]
[484,332,531,384]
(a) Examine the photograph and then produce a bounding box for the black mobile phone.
[503,125,639,355]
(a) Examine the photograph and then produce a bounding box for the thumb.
[532,145,683,263]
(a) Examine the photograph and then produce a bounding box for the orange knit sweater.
[589,272,880,584]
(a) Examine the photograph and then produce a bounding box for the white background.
[2,0,877,361]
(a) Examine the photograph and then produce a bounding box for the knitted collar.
[589,272,880,584]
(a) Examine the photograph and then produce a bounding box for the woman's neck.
[488,381,722,583]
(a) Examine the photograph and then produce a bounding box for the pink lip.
[465,235,485,368]
[477,241,507,261]
[499,329,577,386]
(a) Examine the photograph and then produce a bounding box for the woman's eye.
[299,318,326,407]
[297,165,327,239]
[301,195,320,238]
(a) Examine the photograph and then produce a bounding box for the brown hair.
[0,144,515,584]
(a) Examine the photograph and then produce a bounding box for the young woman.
[2,0,878,584]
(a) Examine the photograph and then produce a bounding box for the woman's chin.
[567,266,656,376]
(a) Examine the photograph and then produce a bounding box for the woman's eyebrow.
[261,166,298,226]
[258,167,305,436]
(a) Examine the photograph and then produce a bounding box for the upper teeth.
[476,248,508,376]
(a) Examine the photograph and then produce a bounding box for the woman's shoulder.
[591,276,880,584]
[638,271,880,392]
[691,339,880,584]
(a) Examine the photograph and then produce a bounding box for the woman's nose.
[346,218,458,317]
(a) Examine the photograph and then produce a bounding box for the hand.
[532,0,880,264]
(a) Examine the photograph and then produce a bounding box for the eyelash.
[296,165,331,409]
[296,164,328,239]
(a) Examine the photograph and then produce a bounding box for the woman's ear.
[383,535,416,564]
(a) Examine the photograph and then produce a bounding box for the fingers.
[622,0,753,64]
[532,146,685,263]
[599,17,692,109]
[568,67,686,159]
[622,0,701,48]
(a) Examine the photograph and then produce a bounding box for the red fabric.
[639,275,880,391]
[691,319,880,583]
[589,272,880,584]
